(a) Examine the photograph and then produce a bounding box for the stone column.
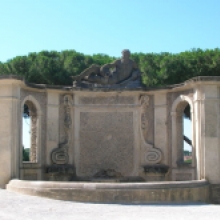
[0,79,22,188]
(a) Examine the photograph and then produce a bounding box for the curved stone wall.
[1,76,220,203]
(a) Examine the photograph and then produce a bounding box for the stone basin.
[7,179,209,204]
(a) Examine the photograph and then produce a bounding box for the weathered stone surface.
[140,95,154,144]
[6,179,210,203]
[175,173,192,181]
[79,112,134,177]
[79,96,135,105]
[51,94,73,165]
[1,75,220,205]
[210,184,220,204]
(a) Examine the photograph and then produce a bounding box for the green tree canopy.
[1,48,220,86]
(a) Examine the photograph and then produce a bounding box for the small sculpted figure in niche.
[72,49,141,85]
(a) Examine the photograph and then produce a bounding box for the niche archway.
[171,95,195,167]
[22,96,42,163]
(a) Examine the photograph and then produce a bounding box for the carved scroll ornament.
[140,95,162,164]
[51,95,72,165]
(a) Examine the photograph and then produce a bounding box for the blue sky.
[2,0,212,150]
[1,0,220,62]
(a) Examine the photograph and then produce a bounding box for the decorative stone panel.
[79,112,134,176]
[140,95,162,165]
[140,95,154,144]
[51,94,73,165]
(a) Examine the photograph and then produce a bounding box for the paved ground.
[0,189,220,220]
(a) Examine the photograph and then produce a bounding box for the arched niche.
[21,95,42,163]
[171,95,195,168]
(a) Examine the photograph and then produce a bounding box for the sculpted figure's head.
[121,49,131,60]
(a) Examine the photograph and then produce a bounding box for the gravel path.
[0,189,220,220]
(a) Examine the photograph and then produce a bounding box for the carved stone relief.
[139,95,154,144]
[72,49,141,86]
[140,95,162,165]
[30,112,37,162]
[140,95,149,132]
[51,95,73,165]
[79,112,134,176]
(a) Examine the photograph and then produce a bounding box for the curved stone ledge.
[1,75,220,92]
[7,179,210,204]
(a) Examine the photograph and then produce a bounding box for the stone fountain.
[3,50,218,203]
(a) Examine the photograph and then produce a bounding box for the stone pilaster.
[154,93,168,164]
[0,79,22,188]
[202,85,220,184]
[46,91,60,165]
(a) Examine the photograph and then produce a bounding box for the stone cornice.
[1,75,220,92]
